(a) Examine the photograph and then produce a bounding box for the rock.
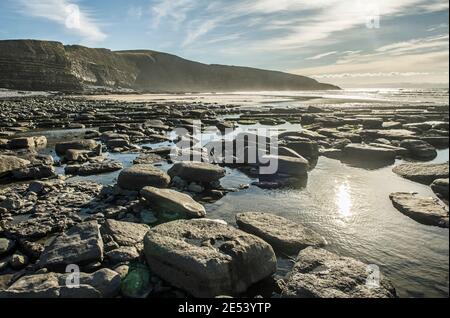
[0,268,121,298]
[106,246,139,264]
[120,263,152,298]
[235,212,325,255]
[400,139,437,160]
[8,137,35,149]
[27,181,46,194]
[187,182,205,193]
[361,118,383,129]
[368,143,409,156]
[65,160,123,176]
[261,155,309,176]
[102,219,150,247]
[38,221,104,269]
[0,155,30,176]
[0,238,15,256]
[141,186,206,218]
[55,140,98,156]
[133,153,163,165]
[281,247,397,298]
[11,164,56,180]
[144,219,277,297]
[431,178,449,199]
[392,162,449,185]
[389,192,449,228]
[9,253,29,270]
[107,139,130,149]
[117,164,170,191]
[320,148,343,160]
[343,144,396,162]
[168,161,225,183]
[286,139,319,160]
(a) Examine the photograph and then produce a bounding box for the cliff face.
[0,40,339,92]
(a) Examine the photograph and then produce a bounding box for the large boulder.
[281,247,397,298]
[38,221,104,269]
[117,164,170,191]
[143,219,277,297]
[392,162,449,185]
[55,140,98,156]
[0,269,121,298]
[400,139,437,160]
[0,155,30,176]
[235,212,325,254]
[168,161,225,183]
[141,186,206,218]
[389,192,449,228]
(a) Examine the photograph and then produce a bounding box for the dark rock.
[400,139,437,160]
[168,161,225,183]
[38,221,104,269]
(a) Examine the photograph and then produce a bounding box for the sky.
[0,0,448,88]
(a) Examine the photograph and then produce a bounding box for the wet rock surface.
[389,192,449,228]
[392,162,449,185]
[0,94,448,298]
[235,212,325,255]
[281,247,397,298]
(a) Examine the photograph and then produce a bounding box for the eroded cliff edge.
[0,40,340,92]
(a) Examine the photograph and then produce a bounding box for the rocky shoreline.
[0,95,448,298]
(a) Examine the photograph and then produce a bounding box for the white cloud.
[306,51,338,60]
[150,0,196,29]
[15,0,106,42]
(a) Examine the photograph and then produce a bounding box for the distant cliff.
[0,40,339,92]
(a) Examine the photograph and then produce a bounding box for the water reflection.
[336,181,352,219]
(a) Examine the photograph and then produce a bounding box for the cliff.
[0,40,339,92]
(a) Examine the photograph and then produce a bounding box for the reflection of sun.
[336,182,352,218]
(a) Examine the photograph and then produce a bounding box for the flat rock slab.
[389,192,449,228]
[261,155,309,176]
[102,219,150,247]
[118,164,170,191]
[281,247,397,298]
[343,144,396,162]
[65,160,123,176]
[0,268,121,298]
[55,140,98,156]
[141,186,206,218]
[38,221,104,269]
[168,161,225,183]
[392,162,449,185]
[235,212,325,255]
[0,155,30,175]
[144,219,276,297]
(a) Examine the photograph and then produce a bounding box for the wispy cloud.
[150,0,196,29]
[306,51,338,60]
[15,0,106,42]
